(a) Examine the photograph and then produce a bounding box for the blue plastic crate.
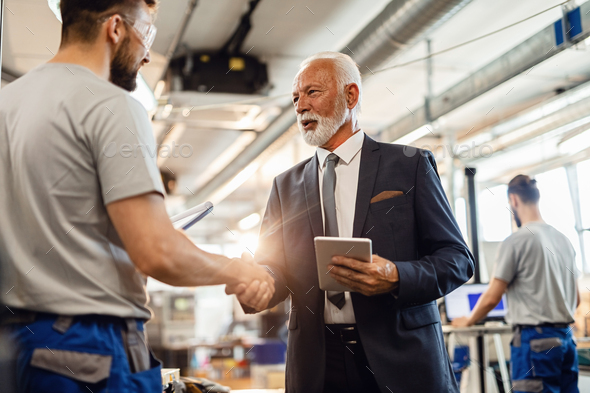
[247,339,287,365]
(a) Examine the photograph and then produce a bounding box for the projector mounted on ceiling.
[167,0,269,95]
[168,53,268,95]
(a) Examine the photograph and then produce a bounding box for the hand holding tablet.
[315,237,400,296]
[314,237,372,291]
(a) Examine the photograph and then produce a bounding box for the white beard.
[297,96,348,147]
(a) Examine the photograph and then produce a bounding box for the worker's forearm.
[141,229,240,287]
[468,295,500,325]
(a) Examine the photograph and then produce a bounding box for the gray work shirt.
[0,63,165,320]
[493,221,580,325]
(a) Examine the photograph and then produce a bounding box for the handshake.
[225,252,275,312]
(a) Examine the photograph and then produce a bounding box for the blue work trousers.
[511,326,579,393]
[6,312,162,393]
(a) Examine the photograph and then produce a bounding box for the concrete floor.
[579,370,590,390]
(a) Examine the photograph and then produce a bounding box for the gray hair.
[299,51,362,118]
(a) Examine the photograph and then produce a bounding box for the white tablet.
[170,201,214,230]
[314,237,372,292]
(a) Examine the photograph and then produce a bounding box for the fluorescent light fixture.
[226,162,260,193]
[236,106,262,129]
[154,80,166,99]
[161,104,173,119]
[393,124,432,144]
[209,162,260,204]
[238,213,261,230]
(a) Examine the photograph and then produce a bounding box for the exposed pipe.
[381,1,590,142]
[344,0,474,73]
[186,0,474,206]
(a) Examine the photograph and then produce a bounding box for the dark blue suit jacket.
[252,134,475,392]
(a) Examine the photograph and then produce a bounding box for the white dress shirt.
[317,130,365,324]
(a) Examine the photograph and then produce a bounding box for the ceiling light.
[154,80,166,99]
[161,104,173,119]
[238,213,261,230]
[392,124,433,145]
[209,162,260,204]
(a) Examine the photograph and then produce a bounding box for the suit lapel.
[352,135,381,238]
[303,155,324,238]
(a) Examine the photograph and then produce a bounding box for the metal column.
[465,166,485,393]
[465,167,481,283]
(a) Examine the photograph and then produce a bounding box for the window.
[478,184,512,242]
[576,159,590,273]
[536,168,583,273]
[577,159,590,229]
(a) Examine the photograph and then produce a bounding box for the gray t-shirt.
[494,221,580,325]
[0,63,165,319]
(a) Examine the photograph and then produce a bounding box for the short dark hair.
[60,0,158,44]
[507,174,540,204]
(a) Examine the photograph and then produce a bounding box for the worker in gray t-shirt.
[0,1,273,391]
[453,175,580,393]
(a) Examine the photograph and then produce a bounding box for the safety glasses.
[100,14,157,50]
[122,17,157,50]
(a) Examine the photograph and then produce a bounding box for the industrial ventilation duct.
[345,0,474,72]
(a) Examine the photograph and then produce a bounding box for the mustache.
[297,112,321,123]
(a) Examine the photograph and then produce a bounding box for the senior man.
[231,52,475,392]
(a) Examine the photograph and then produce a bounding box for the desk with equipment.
[443,283,512,393]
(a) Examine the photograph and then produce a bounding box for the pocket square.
[370,190,404,204]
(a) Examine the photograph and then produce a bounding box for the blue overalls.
[511,325,579,393]
[6,311,162,393]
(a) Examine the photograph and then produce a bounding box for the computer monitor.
[444,283,508,322]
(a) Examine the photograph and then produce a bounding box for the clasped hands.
[225,252,275,312]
